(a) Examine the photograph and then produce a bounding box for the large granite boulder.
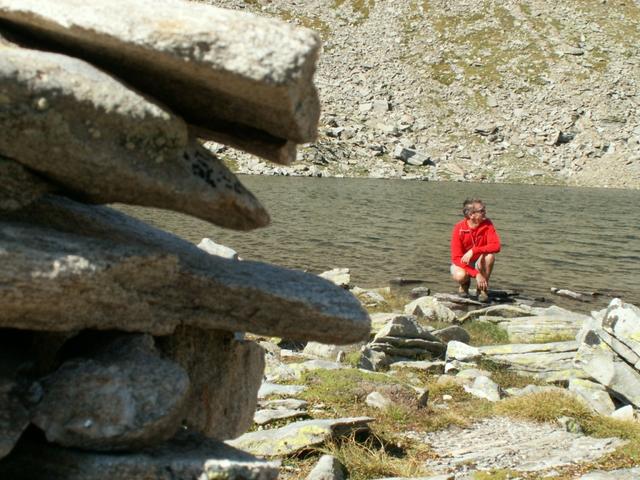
[0,0,321,162]
[0,44,267,230]
[0,195,370,344]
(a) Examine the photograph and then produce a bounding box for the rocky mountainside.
[205,0,640,189]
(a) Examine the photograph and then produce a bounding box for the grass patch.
[321,435,430,480]
[464,321,510,346]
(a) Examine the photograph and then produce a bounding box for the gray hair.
[462,198,484,218]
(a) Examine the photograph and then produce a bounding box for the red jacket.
[450,218,501,277]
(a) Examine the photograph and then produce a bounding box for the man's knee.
[451,266,468,283]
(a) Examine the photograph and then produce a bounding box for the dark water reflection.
[116,176,640,313]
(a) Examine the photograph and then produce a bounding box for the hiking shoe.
[458,285,469,298]
[478,290,489,303]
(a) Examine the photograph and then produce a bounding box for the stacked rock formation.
[0,0,370,478]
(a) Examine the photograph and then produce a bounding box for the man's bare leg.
[451,265,470,297]
[476,254,495,301]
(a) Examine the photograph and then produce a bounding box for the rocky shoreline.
[204,0,640,190]
[246,267,640,479]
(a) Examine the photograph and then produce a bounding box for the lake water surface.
[117,176,640,312]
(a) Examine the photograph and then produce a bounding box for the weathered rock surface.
[463,375,502,402]
[213,0,640,189]
[32,334,190,450]
[227,417,373,457]
[0,433,280,480]
[420,417,626,473]
[479,341,583,381]
[156,328,264,440]
[0,195,370,344]
[464,305,590,343]
[0,44,268,230]
[404,296,457,323]
[0,0,321,154]
[254,408,307,426]
[319,268,351,288]
[306,454,345,480]
[0,156,56,212]
[257,383,306,399]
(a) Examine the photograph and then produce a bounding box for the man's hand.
[476,273,488,291]
[461,249,473,264]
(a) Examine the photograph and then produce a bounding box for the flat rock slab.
[227,417,373,457]
[421,417,625,474]
[0,195,370,344]
[0,433,280,480]
[0,0,320,153]
[254,408,308,426]
[32,334,190,450]
[0,44,267,230]
[258,383,307,399]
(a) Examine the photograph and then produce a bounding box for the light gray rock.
[253,408,307,426]
[0,195,370,344]
[365,391,392,410]
[306,454,345,480]
[359,347,390,371]
[370,312,403,334]
[0,378,29,460]
[303,341,364,361]
[602,299,640,359]
[197,238,239,260]
[433,326,470,344]
[0,433,280,480]
[610,405,635,421]
[0,0,321,155]
[550,287,591,302]
[463,375,502,402]
[0,44,268,230]
[568,378,616,416]
[422,416,625,474]
[257,383,306,399]
[32,334,190,450]
[374,315,440,342]
[227,417,373,457]
[404,296,457,323]
[445,341,481,362]
[156,328,264,440]
[319,268,350,288]
[0,156,57,211]
[479,341,582,381]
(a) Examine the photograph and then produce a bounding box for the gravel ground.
[202,0,640,189]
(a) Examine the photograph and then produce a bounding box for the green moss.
[277,10,331,40]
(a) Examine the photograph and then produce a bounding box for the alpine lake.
[116,176,640,313]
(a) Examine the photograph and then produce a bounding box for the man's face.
[469,203,486,221]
